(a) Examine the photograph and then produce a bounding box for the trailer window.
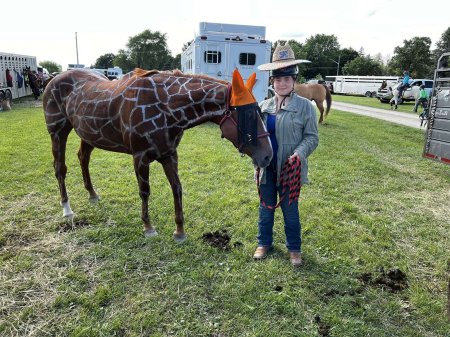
[239,53,256,66]
[204,51,221,64]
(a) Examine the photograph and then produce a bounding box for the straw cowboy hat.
[258,43,311,71]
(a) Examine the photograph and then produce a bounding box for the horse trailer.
[0,52,38,110]
[325,75,399,97]
[423,52,450,165]
[181,22,272,102]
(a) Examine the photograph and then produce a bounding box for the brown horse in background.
[294,83,332,123]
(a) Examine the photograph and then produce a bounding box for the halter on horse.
[43,68,272,242]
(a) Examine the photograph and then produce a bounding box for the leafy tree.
[387,37,433,78]
[127,30,174,70]
[337,48,360,75]
[39,60,62,73]
[94,53,115,69]
[302,34,340,79]
[342,55,383,75]
[171,54,181,70]
[114,49,135,73]
[432,27,450,65]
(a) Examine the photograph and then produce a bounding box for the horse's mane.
[133,68,228,84]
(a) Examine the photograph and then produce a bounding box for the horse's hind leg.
[316,102,325,124]
[133,154,157,237]
[49,124,74,218]
[78,140,100,202]
[160,154,185,243]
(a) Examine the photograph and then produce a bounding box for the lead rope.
[256,156,302,210]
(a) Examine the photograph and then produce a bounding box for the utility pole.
[75,32,79,65]
[328,55,341,77]
[332,55,340,76]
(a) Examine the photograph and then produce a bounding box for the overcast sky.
[3,0,449,70]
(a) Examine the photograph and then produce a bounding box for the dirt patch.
[314,315,331,337]
[201,230,242,250]
[358,268,408,292]
[0,232,33,249]
[58,219,90,233]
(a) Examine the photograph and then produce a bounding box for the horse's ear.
[245,73,257,91]
[231,69,256,106]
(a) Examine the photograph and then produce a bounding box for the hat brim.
[258,59,311,71]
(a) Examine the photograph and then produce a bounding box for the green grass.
[1,101,449,336]
[332,94,423,114]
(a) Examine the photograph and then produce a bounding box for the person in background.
[414,84,428,113]
[397,70,410,99]
[254,43,319,267]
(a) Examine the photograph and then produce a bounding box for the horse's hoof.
[63,212,75,224]
[173,231,187,243]
[89,195,101,203]
[144,228,158,238]
[62,209,74,218]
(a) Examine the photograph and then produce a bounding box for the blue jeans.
[257,166,301,252]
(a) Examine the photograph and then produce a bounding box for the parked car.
[376,79,433,103]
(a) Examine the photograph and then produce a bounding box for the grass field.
[331,94,423,114]
[1,101,449,336]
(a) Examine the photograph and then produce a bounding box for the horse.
[42,73,55,89]
[294,83,332,123]
[42,68,272,242]
[389,85,420,110]
[23,67,41,100]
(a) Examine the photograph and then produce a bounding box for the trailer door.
[201,42,226,80]
[228,42,270,102]
[423,53,450,165]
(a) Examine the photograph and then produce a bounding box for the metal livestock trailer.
[423,52,450,165]
[0,52,38,110]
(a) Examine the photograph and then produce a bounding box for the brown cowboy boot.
[289,252,303,267]
[253,246,271,260]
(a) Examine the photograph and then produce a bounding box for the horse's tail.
[324,84,332,116]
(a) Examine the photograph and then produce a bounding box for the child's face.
[273,76,295,96]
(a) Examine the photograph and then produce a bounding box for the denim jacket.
[258,92,319,185]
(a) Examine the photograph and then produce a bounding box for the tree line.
[40,27,450,81]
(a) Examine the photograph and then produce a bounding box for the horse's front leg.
[159,154,186,243]
[133,154,157,237]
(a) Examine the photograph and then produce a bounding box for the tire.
[0,91,4,111]
[365,91,372,97]
[5,90,12,105]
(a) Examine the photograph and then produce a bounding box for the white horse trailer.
[326,75,399,97]
[181,22,272,102]
[0,52,38,109]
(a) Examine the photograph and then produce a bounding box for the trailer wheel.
[0,91,12,111]
[365,91,372,97]
[0,92,4,111]
[5,90,12,105]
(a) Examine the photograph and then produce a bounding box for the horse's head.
[220,69,272,168]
